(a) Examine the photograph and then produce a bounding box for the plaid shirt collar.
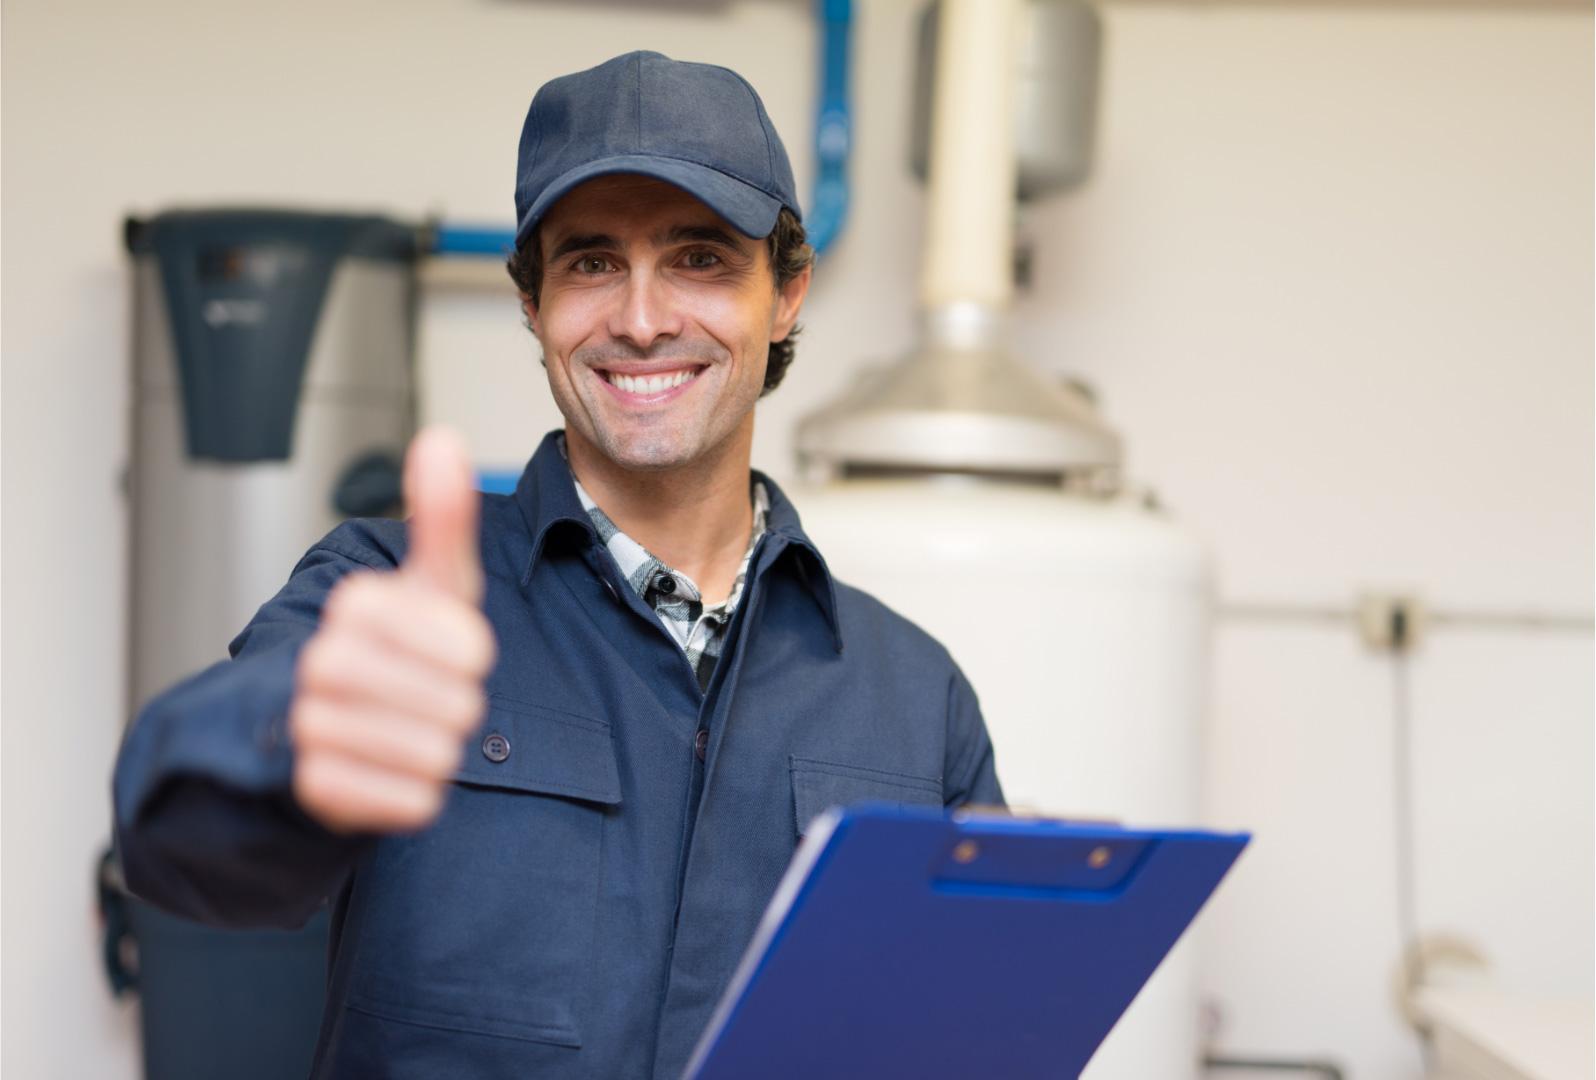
[509,431,844,655]
[558,435,771,682]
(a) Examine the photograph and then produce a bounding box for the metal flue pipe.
[919,0,1023,321]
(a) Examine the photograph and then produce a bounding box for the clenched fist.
[290,427,498,834]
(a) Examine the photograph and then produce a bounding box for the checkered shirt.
[568,459,768,691]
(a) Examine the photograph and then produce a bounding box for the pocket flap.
[790,756,942,837]
[348,969,581,1048]
[454,698,622,806]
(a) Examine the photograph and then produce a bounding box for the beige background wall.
[3,1,1590,1078]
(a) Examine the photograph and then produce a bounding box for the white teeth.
[607,368,697,394]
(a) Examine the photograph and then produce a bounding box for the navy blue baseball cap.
[513,51,802,251]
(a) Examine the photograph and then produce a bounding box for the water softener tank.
[120,209,418,1080]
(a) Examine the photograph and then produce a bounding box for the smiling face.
[524,175,809,475]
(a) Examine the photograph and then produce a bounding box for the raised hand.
[290,427,498,833]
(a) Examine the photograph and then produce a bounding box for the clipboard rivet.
[1087,846,1112,869]
[952,840,980,864]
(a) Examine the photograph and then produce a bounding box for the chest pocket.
[345,697,621,1054]
[790,755,943,838]
[455,698,622,803]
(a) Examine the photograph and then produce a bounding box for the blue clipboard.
[684,804,1250,1080]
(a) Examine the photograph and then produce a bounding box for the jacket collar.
[512,430,598,585]
[755,469,844,654]
[511,430,844,652]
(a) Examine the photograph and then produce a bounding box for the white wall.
[3,2,1589,1079]
[1007,8,1595,1076]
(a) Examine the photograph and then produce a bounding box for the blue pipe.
[430,225,517,258]
[806,0,852,257]
[429,1,853,260]
[476,470,522,496]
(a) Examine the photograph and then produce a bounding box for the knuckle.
[417,734,463,780]
[294,754,336,810]
[438,605,494,675]
[298,633,347,688]
[287,699,319,745]
[329,572,400,629]
[295,638,326,686]
[444,686,487,732]
[468,619,499,676]
[403,783,446,827]
[323,572,369,621]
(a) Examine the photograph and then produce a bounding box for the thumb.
[401,426,483,603]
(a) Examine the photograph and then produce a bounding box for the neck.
[566,420,757,603]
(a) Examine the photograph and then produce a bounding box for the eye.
[682,249,721,270]
[575,255,612,274]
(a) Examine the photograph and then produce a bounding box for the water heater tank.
[120,208,417,1080]
[793,477,1212,1079]
[126,209,418,702]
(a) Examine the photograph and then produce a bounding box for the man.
[114,51,1002,1079]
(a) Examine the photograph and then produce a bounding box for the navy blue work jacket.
[113,430,1004,1079]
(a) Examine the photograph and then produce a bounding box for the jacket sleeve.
[942,664,1005,809]
[111,524,400,929]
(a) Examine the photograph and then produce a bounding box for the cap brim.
[515,154,784,249]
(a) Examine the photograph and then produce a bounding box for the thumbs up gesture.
[290,427,499,834]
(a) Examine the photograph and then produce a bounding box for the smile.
[598,366,705,400]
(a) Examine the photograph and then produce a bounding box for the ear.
[520,293,543,337]
[770,263,812,344]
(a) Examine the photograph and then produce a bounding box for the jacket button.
[482,732,511,763]
[694,728,709,761]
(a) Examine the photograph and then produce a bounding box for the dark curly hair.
[505,207,813,396]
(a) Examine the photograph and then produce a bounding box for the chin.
[595,429,700,472]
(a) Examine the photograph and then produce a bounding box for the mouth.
[594,365,707,404]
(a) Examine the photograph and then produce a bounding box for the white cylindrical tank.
[794,477,1212,1079]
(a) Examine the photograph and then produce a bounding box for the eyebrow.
[545,224,751,263]
[546,233,618,262]
[661,224,747,251]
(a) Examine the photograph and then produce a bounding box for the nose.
[608,266,683,352]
